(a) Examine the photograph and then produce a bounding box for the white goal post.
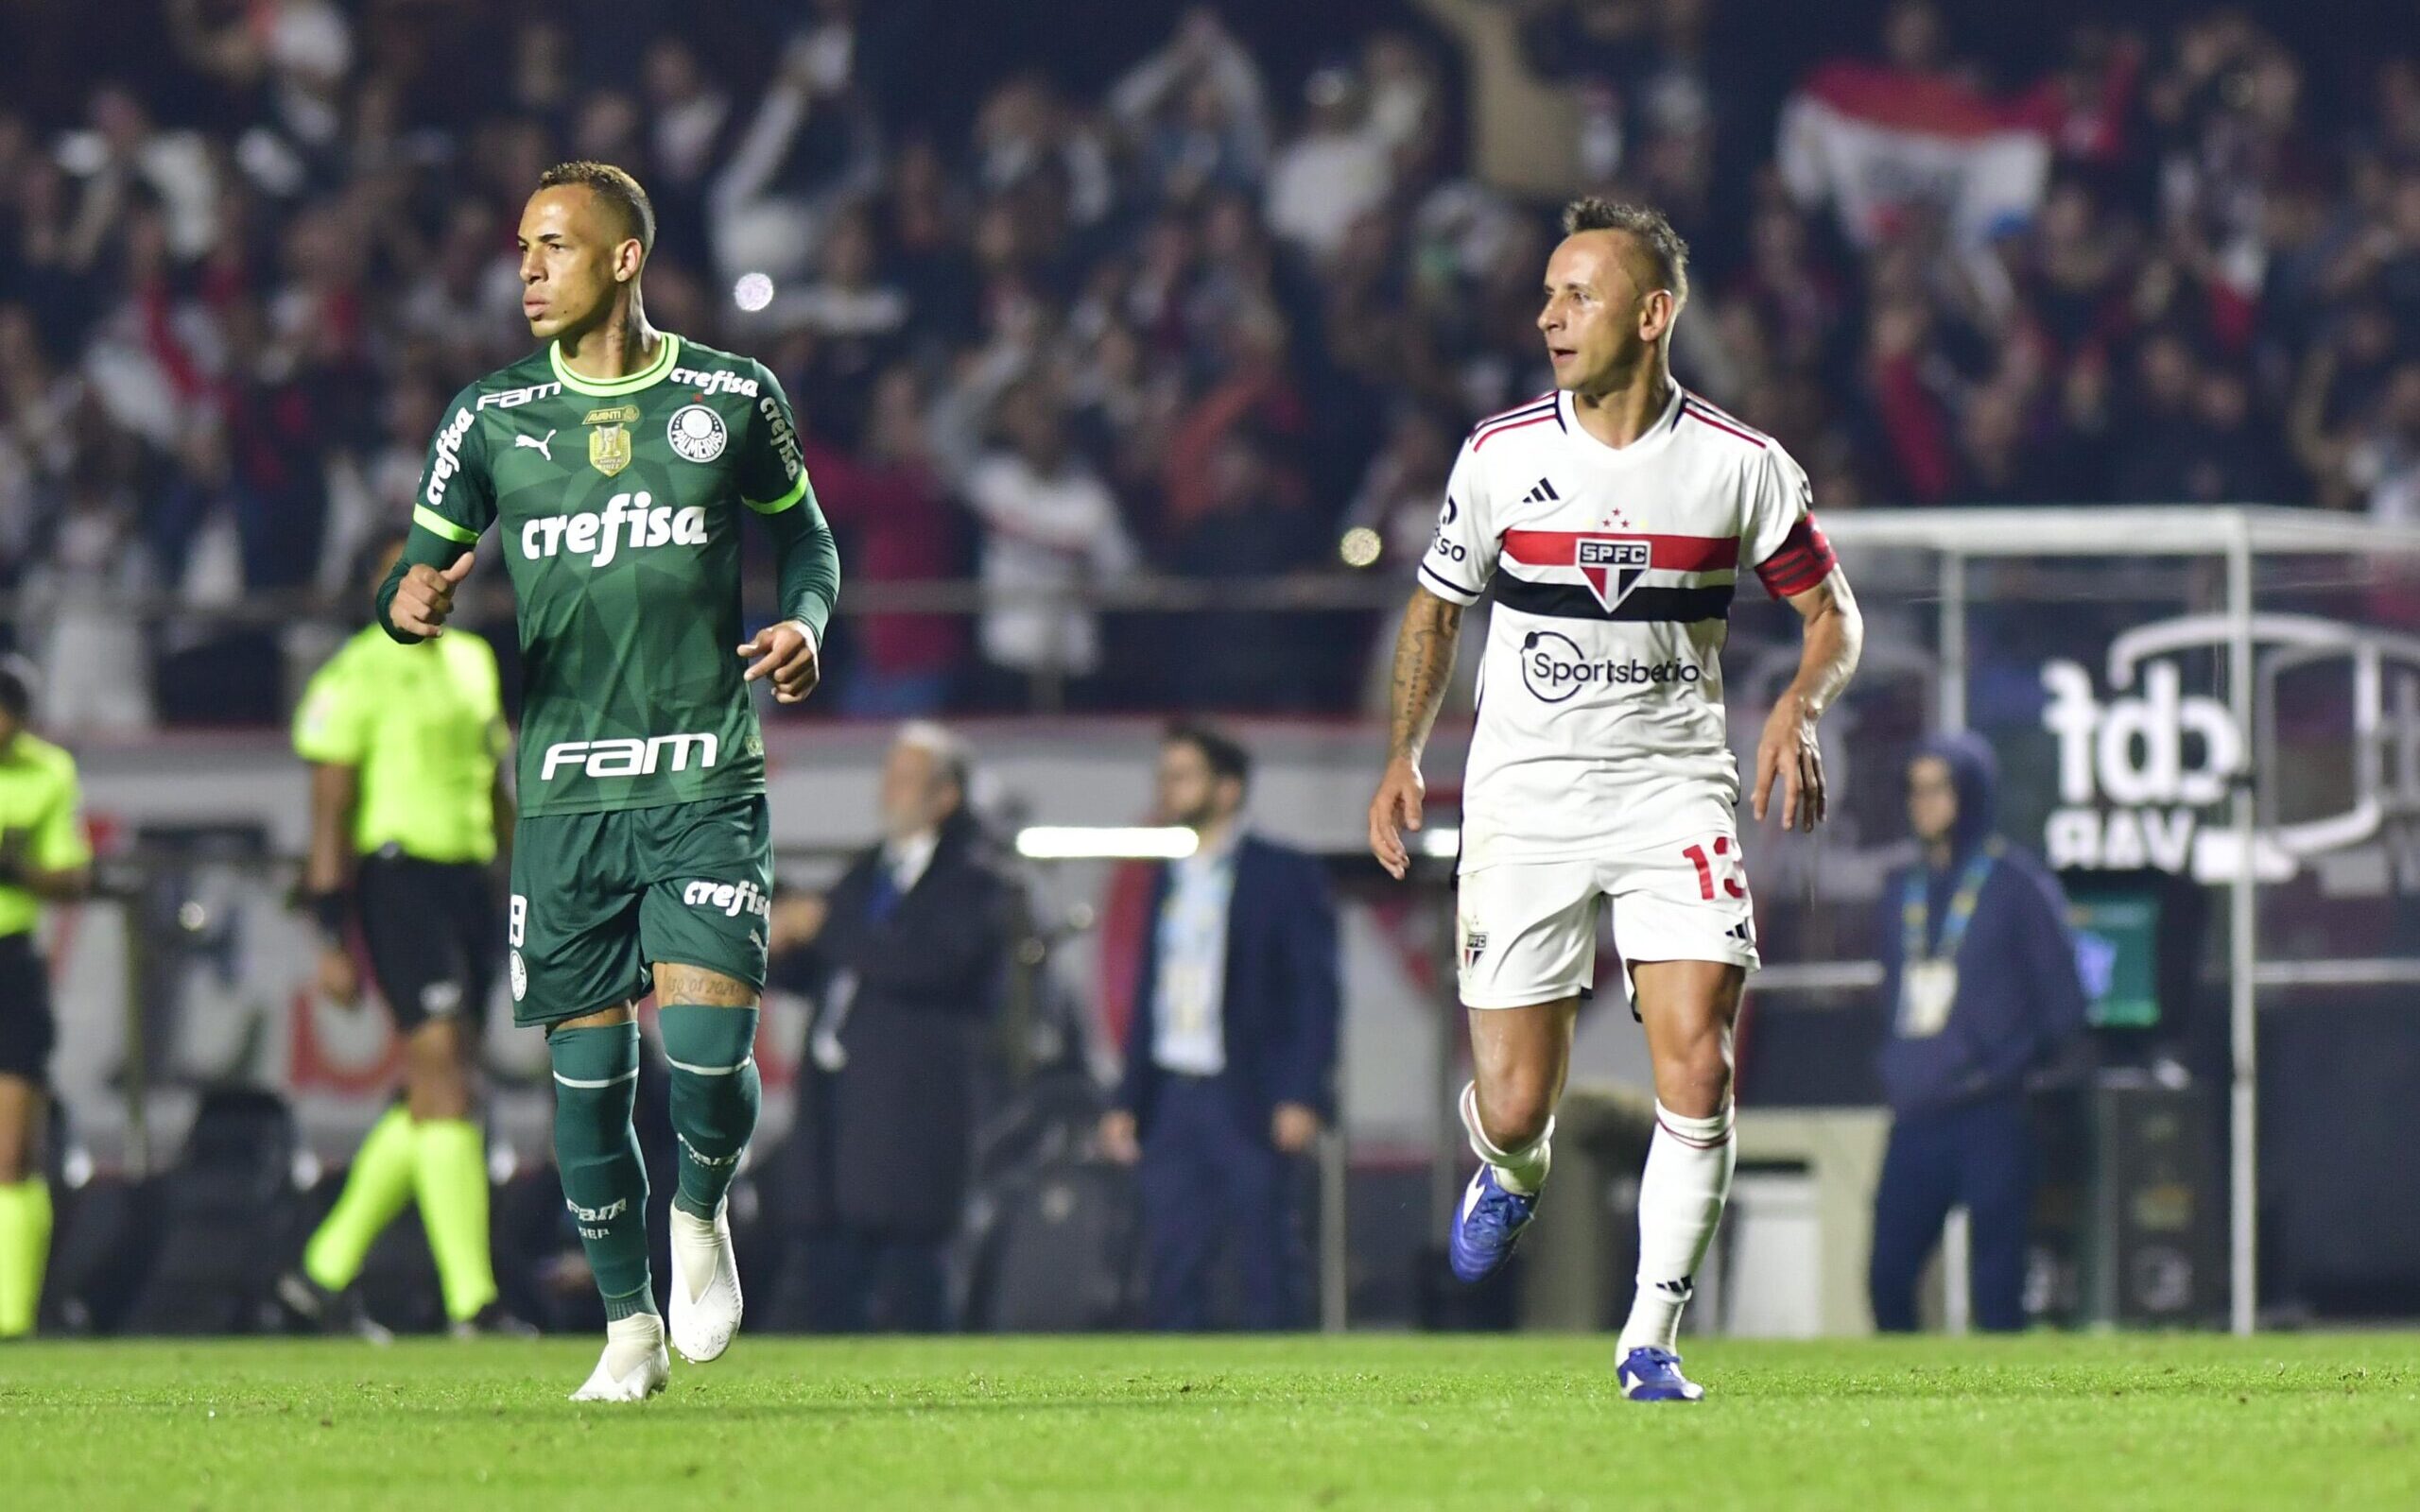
[1820,506,2420,1335]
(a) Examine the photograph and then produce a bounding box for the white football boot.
[667,1202,743,1364]
[569,1314,670,1402]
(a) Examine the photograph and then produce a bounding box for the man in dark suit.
[1099,722,1340,1331]
[773,722,1014,1331]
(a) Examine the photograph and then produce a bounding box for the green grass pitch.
[2,1333,2415,1510]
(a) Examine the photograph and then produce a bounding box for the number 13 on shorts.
[1681,836,1747,902]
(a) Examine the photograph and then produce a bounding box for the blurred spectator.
[773,204,909,445]
[805,366,966,717]
[958,377,1138,707]
[773,722,1013,1332]
[1099,723,1338,1331]
[1111,8,1270,207]
[1265,68,1393,264]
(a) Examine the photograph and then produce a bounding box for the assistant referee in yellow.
[277,532,526,1338]
[0,657,89,1341]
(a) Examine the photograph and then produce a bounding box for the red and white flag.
[1777,61,2051,250]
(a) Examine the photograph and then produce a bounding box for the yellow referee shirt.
[293,627,507,865]
[0,733,90,938]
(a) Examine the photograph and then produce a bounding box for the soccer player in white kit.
[1367,198,1863,1401]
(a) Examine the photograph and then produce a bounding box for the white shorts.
[1455,834,1759,1009]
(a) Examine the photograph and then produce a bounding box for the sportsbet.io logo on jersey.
[1519,628,1704,704]
[520,490,707,567]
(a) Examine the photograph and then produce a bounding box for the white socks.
[668,1205,719,1303]
[1616,1100,1737,1356]
[604,1309,665,1372]
[1461,1081,1554,1195]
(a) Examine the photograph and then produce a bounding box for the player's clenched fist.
[390,548,476,638]
[738,621,820,704]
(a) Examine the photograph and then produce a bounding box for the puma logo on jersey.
[519,490,709,567]
[514,429,556,460]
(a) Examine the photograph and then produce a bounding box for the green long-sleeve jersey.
[378,332,839,818]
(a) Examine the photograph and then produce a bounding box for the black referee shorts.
[0,931,55,1087]
[356,850,501,1035]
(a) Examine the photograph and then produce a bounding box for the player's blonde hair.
[1561,197,1689,312]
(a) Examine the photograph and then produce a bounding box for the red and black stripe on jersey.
[1492,529,1737,624]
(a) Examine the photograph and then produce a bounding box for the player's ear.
[1638,288,1675,342]
[614,239,643,284]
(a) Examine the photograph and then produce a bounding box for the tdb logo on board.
[2040,615,2420,881]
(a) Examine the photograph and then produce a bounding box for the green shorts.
[507,794,771,1027]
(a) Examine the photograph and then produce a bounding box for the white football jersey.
[1418,386,1834,868]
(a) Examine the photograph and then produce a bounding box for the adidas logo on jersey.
[519,490,708,567]
[1519,477,1562,504]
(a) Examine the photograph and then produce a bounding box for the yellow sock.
[303,1106,418,1293]
[411,1119,497,1323]
[0,1177,53,1337]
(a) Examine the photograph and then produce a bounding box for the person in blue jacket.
[1869,731,2088,1332]
[1100,722,1340,1331]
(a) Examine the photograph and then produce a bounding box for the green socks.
[0,1176,52,1337]
[412,1119,497,1323]
[303,1104,418,1293]
[659,1005,761,1221]
[548,1022,656,1320]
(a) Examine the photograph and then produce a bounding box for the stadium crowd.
[1,0,2416,723]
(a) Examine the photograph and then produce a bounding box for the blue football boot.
[1447,1164,1538,1282]
[1616,1346,1706,1401]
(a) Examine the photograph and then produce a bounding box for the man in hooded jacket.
[1869,732,2088,1332]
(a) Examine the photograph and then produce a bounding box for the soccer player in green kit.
[380,162,838,1401]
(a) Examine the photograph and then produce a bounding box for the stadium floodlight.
[1014,825,1200,860]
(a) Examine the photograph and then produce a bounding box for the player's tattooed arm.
[652,963,761,1008]
[1387,588,1464,764]
[1370,587,1463,879]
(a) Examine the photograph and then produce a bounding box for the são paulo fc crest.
[589,422,631,477]
[1575,537,1651,610]
[668,404,728,463]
